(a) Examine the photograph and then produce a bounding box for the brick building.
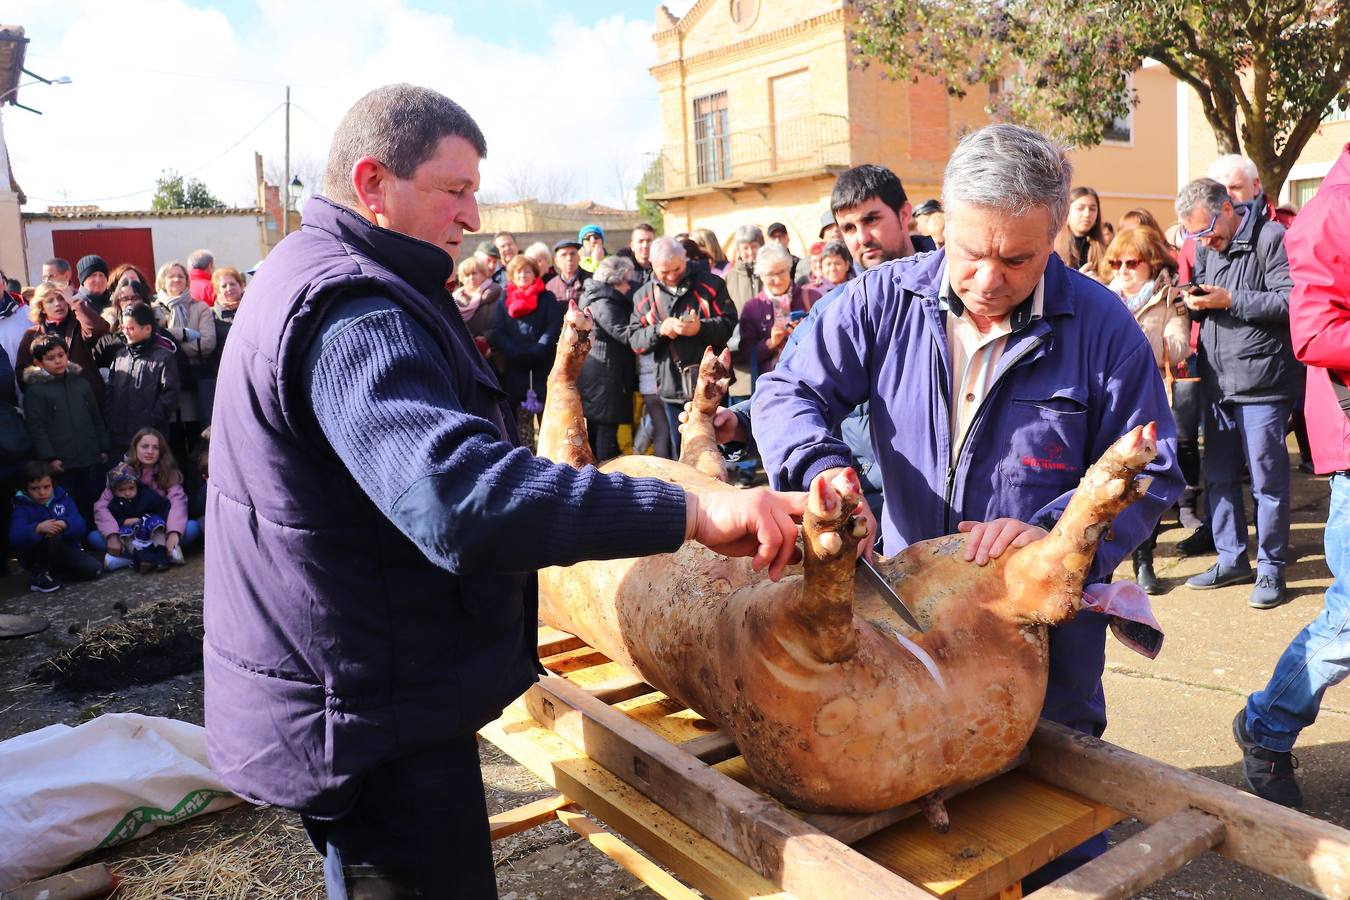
[644,0,1180,256]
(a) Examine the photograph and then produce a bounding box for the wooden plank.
[804,752,1030,845]
[488,793,574,841]
[480,701,790,899]
[1,864,116,900]
[525,675,933,899]
[1026,719,1350,898]
[540,645,611,674]
[556,808,703,900]
[678,730,740,764]
[854,772,1122,899]
[537,625,586,658]
[1026,807,1225,900]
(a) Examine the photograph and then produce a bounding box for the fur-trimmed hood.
[22,362,83,385]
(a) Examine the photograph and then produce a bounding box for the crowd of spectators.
[0,249,237,591]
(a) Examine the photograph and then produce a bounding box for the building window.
[1290,177,1323,209]
[694,92,731,184]
[729,0,758,30]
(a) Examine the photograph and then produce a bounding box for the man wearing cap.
[913,199,946,248]
[766,222,810,284]
[475,239,505,288]
[546,238,587,306]
[75,255,112,313]
[819,209,842,243]
[579,224,606,274]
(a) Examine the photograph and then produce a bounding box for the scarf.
[505,279,544,318]
[42,316,67,336]
[126,334,156,359]
[156,289,191,330]
[455,285,489,321]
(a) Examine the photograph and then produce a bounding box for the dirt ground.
[1,462,1346,898]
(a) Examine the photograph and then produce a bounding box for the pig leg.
[536,301,595,469]
[678,348,733,483]
[787,468,868,663]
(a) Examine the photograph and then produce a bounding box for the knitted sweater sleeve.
[306,296,688,576]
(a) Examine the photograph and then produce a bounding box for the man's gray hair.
[649,236,686,264]
[322,84,487,208]
[593,255,635,286]
[734,224,764,247]
[1207,154,1258,184]
[1175,178,1231,219]
[187,249,214,270]
[940,124,1072,237]
[753,241,794,277]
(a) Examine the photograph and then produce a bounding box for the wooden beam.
[1027,719,1350,898]
[556,808,703,900]
[524,675,933,899]
[480,701,788,898]
[488,794,575,841]
[1025,807,1225,900]
[0,864,116,900]
[536,625,585,658]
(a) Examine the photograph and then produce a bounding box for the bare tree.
[263,151,325,205]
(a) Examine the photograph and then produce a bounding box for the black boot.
[1133,547,1162,595]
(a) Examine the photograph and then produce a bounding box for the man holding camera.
[1175,177,1298,609]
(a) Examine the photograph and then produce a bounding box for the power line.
[27,102,285,205]
[289,102,332,133]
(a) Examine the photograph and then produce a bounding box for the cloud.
[5,0,663,210]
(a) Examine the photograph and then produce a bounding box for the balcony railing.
[642,113,850,198]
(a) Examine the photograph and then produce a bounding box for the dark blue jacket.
[490,290,563,407]
[10,487,86,552]
[753,250,1183,585]
[107,483,171,526]
[204,197,686,816]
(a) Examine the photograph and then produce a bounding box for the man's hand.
[678,404,747,444]
[659,317,683,339]
[678,316,701,337]
[35,520,62,537]
[816,466,877,560]
[958,518,1047,566]
[684,487,807,581]
[49,459,64,473]
[1181,284,1232,311]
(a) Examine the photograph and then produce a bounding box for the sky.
[5,0,697,211]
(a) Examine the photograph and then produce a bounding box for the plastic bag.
[0,713,241,889]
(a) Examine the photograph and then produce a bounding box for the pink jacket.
[1285,144,1350,474]
[94,467,189,537]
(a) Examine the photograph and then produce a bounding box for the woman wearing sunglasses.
[1098,226,1191,594]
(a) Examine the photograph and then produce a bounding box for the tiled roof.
[24,207,264,221]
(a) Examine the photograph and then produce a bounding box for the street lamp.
[0,75,72,109]
[288,176,303,207]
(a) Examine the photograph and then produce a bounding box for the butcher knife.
[856,557,926,633]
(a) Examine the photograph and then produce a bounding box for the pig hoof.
[918,794,950,833]
[850,516,868,538]
[818,532,843,556]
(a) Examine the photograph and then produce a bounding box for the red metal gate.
[51,228,156,285]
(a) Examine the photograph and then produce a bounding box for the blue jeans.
[1204,399,1292,577]
[1245,473,1350,752]
[88,518,202,553]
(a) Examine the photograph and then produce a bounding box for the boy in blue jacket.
[9,460,102,592]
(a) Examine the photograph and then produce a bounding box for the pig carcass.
[535,304,1156,814]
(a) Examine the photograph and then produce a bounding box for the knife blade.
[856,557,926,633]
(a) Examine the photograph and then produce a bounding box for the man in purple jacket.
[205,84,804,899]
[753,123,1182,886]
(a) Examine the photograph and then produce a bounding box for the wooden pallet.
[480,627,1350,899]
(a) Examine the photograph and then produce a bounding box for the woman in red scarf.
[488,254,562,449]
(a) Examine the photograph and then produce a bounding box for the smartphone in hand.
[1177,282,1210,296]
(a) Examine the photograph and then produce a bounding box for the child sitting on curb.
[8,461,102,592]
[103,463,171,573]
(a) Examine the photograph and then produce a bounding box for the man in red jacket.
[1233,145,1350,808]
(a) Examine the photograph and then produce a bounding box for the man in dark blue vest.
[204,83,805,899]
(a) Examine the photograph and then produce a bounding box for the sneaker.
[1176,523,1215,557]
[1185,562,1255,590]
[169,545,185,565]
[1232,709,1302,807]
[29,572,61,593]
[1249,574,1290,610]
[104,553,134,573]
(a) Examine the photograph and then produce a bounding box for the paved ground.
[0,463,1345,897]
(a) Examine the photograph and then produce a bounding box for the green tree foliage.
[849,0,1350,196]
[636,158,665,235]
[150,170,226,210]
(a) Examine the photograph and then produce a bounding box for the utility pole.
[282,85,291,237]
